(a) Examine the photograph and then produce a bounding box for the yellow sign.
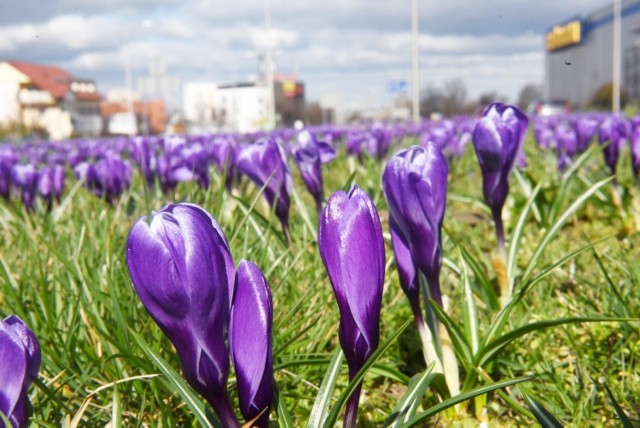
[546,21,581,51]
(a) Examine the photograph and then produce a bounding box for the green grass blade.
[129,330,217,428]
[323,319,412,428]
[477,317,636,367]
[274,384,296,428]
[507,181,542,290]
[520,390,564,428]
[306,349,344,428]
[405,375,535,426]
[602,382,634,428]
[383,367,435,428]
[520,176,613,287]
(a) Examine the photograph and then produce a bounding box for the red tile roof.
[7,61,73,100]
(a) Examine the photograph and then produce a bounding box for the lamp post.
[264,0,276,130]
[612,0,621,113]
[411,0,420,124]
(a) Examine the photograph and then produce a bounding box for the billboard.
[546,20,582,51]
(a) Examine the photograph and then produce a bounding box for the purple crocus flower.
[555,122,578,172]
[229,261,274,428]
[131,137,157,188]
[0,315,41,428]
[573,115,600,152]
[126,203,239,427]
[292,130,336,214]
[318,185,384,428]
[237,138,293,242]
[472,102,528,255]
[75,154,132,203]
[382,144,448,308]
[211,136,239,190]
[0,149,18,201]
[598,115,628,176]
[630,116,640,178]
[11,164,38,211]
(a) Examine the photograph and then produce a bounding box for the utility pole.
[264,0,276,129]
[411,0,420,123]
[612,0,621,113]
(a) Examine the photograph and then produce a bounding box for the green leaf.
[520,176,613,287]
[323,319,412,428]
[129,330,218,428]
[477,317,637,367]
[274,384,296,428]
[602,382,634,428]
[383,367,435,428]
[405,375,535,426]
[429,300,473,370]
[484,234,613,346]
[507,181,542,291]
[520,390,564,428]
[306,349,344,428]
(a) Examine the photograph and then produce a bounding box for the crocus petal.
[318,186,384,369]
[126,203,235,409]
[230,260,274,428]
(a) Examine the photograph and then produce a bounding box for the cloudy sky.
[0,0,608,111]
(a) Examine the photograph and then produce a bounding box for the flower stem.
[206,392,240,428]
[343,382,362,428]
[492,209,509,307]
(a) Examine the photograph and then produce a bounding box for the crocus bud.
[573,115,599,152]
[631,116,640,178]
[318,185,384,428]
[292,130,336,214]
[382,144,448,307]
[230,261,274,428]
[599,114,629,176]
[126,203,238,426]
[0,315,41,428]
[237,138,293,242]
[11,164,38,211]
[472,102,528,217]
[472,102,528,257]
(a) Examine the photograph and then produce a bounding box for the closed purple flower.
[237,138,292,242]
[11,164,38,211]
[472,102,528,215]
[318,185,384,427]
[0,315,41,428]
[229,261,274,428]
[598,115,628,175]
[211,136,239,190]
[131,137,157,187]
[36,165,64,208]
[126,203,238,426]
[631,116,640,178]
[573,115,600,152]
[555,122,578,172]
[0,149,18,200]
[472,102,528,254]
[382,143,448,307]
[292,130,336,213]
[75,154,131,203]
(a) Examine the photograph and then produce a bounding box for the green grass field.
[1,135,639,427]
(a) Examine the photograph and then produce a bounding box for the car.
[527,99,572,116]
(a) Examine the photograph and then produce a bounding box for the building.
[545,0,640,107]
[101,88,166,135]
[182,77,306,133]
[0,60,102,139]
[100,99,167,136]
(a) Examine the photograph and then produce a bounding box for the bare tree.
[517,83,542,109]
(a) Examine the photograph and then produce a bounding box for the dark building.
[545,0,640,107]
[274,78,305,127]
